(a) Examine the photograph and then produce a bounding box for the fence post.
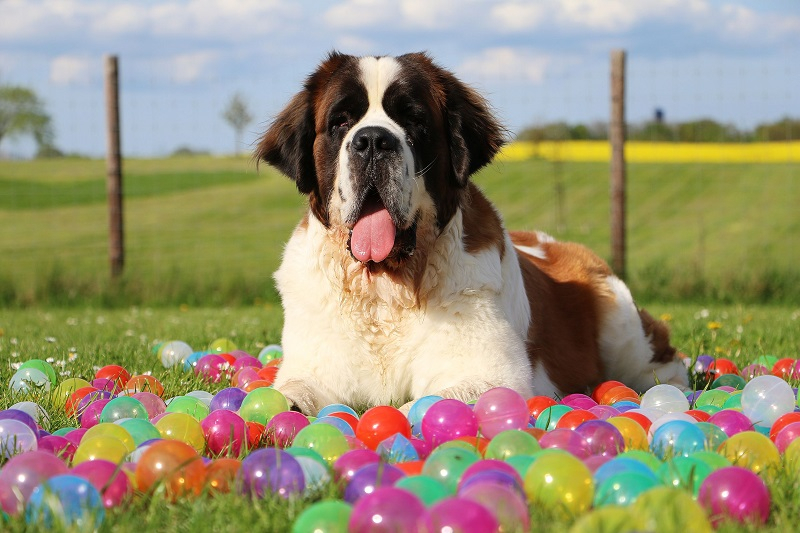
[610,49,627,280]
[105,55,124,279]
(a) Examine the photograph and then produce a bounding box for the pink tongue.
[350,197,396,263]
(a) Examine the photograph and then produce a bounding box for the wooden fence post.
[105,55,124,279]
[610,50,627,280]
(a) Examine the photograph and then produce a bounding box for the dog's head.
[256,52,505,267]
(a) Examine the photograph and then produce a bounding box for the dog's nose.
[351,126,399,159]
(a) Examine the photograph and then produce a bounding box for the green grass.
[1,304,800,531]
[0,156,798,307]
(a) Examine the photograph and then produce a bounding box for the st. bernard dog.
[256,52,689,415]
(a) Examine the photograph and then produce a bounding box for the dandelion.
[660,313,673,322]
[708,321,723,330]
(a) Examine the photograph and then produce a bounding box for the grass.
[1,303,800,531]
[0,151,798,307]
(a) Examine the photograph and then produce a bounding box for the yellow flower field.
[499,140,800,163]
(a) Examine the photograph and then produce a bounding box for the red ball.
[771,358,799,380]
[355,406,411,450]
[769,412,800,442]
[706,358,739,380]
[526,396,557,418]
[555,409,598,430]
[94,365,131,389]
[591,381,625,403]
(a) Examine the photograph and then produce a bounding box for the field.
[0,150,799,306]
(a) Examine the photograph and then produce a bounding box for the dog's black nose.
[351,126,399,159]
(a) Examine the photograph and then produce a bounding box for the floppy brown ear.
[255,89,317,195]
[442,71,507,186]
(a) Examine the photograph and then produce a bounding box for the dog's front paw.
[274,379,321,417]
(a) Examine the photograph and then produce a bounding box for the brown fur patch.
[463,184,505,257]
[638,308,678,363]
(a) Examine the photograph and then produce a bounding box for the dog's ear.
[442,69,507,186]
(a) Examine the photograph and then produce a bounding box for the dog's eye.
[329,114,351,134]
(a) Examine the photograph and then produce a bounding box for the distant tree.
[0,84,56,155]
[222,93,253,156]
[754,117,800,142]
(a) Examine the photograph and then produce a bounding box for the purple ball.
[344,462,405,504]
[562,393,599,410]
[693,355,715,379]
[238,448,305,498]
[707,409,754,437]
[588,405,620,420]
[538,428,591,459]
[76,391,114,420]
[264,410,310,448]
[0,409,38,436]
[459,480,531,533]
[333,449,381,482]
[686,390,704,406]
[92,378,120,393]
[421,399,478,447]
[231,355,262,373]
[209,387,248,412]
[430,497,499,533]
[0,451,68,515]
[574,419,626,457]
[698,466,770,526]
[459,459,523,491]
[131,392,167,419]
[741,364,769,381]
[79,399,111,429]
[349,487,431,533]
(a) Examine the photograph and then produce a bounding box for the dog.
[256,52,689,416]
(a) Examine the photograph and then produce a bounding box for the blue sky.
[1,0,798,157]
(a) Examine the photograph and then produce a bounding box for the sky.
[1,0,798,158]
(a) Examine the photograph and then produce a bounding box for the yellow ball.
[607,416,649,451]
[73,435,130,465]
[83,422,135,453]
[155,412,206,454]
[717,430,780,477]
[52,377,92,404]
[524,450,594,517]
[784,436,800,469]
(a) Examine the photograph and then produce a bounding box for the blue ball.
[593,457,658,487]
[650,420,707,459]
[312,416,356,437]
[317,403,358,418]
[26,475,104,529]
[407,395,443,437]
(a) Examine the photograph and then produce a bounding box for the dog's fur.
[256,52,688,415]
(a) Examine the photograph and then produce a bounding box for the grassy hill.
[0,152,797,306]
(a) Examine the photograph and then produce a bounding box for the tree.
[0,84,55,155]
[222,93,253,156]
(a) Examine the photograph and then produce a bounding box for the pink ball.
[774,421,800,453]
[562,393,598,410]
[473,387,529,439]
[574,419,626,457]
[698,466,770,526]
[333,449,381,482]
[588,405,621,420]
[71,458,132,508]
[0,451,68,515]
[459,459,523,492]
[421,399,478,447]
[349,487,431,533]
[64,428,88,448]
[429,497,499,533]
[132,392,167,419]
[459,480,531,532]
[201,409,248,457]
[707,409,754,437]
[194,354,227,383]
[264,410,310,448]
[538,428,591,459]
[79,399,111,429]
[37,435,77,463]
[231,355,262,373]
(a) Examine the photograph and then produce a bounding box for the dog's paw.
[397,400,414,416]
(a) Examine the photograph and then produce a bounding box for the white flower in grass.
[66,318,78,326]
[10,362,22,370]
[45,337,56,343]
[46,357,55,363]
[11,352,19,358]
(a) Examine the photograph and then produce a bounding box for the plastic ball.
[130,391,166,419]
[135,439,206,500]
[570,506,644,533]
[555,409,598,430]
[460,479,530,531]
[534,404,573,431]
[707,358,740,380]
[292,500,351,533]
[741,364,769,381]
[640,384,690,413]
[93,364,130,388]
[574,419,625,457]
[538,428,591,459]
[0,451,68,515]
[698,466,770,526]
[123,375,164,396]
[154,412,206,454]
[594,471,660,507]
[592,457,657,488]
[0,408,38,436]
[71,458,132,508]
[523,450,594,517]
[238,387,289,425]
[165,395,210,421]
[395,474,450,506]
[774,421,800,453]
[344,462,405,504]
[38,435,77,462]
[52,378,93,404]
[160,340,193,368]
[707,409,753,437]
[265,410,310,448]
[355,406,411,450]
[599,385,639,405]
[10,367,51,393]
[771,357,800,379]
[98,397,149,424]
[606,416,648,451]
[18,359,58,386]
[657,456,713,496]
[182,351,206,372]
[118,418,161,448]
[292,422,350,464]
[407,395,443,436]
[420,399,478,448]
[650,420,706,459]
[429,496,498,533]
[194,354,228,383]
[0,418,38,458]
[208,338,237,353]
[205,458,241,493]
[711,373,746,390]
[73,435,129,465]
[201,409,247,457]
[209,387,247,412]
[237,447,305,498]
[483,428,541,460]
[25,474,104,529]
[333,449,381,482]
[350,487,431,533]
[526,395,558,417]
[741,374,796,427]
[185,389,214,406]
[472,387,528,439]
[422,447,480,493]
[8,401,49,426]
[84,422,135,452]
[375,433,419,463]
[717,430,780,476]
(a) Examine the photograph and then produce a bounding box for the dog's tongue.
[351,196,396,263]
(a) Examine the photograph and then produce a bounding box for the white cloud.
[325,0,470,30]
[161,51,219,84]
[459,48,553,84]
[50,55,95,85]
[324,0,397,29]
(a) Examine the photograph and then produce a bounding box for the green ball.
[285,447,327,466]
[257,344,283,365]
[722,392,743,411]
[693,389,729,408]
[505,455,536,480]
[99,397,150,424]
[165,395,210,421]
[694,422,728,450]
[52,426,77,437]
[484,429,541,460]
[119,418,161,447]
[421,447,480,493]
[689,450,732,470]
[18,359,57,386]
[754,354,779,369]
[534,405,573,431]
[292,423,349,464]
[208,338,238,353]
[395,475,451,506]
[711,373,746,390]
[238,387,289,425]
[614,450,660,472]
[656,456,713,496]
[594,471,659,507]
[291,500,351,533]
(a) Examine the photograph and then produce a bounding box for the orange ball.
[618,411,652,434]
[592,381,625,402]
[526,396,558,418]
[205,458,241,494]
[394,460,425,476]
[355,406,411,450]
[243,379,273,392]
[124,375,165,396]
[265,357,283,368]
[706,358,739,380]
[135,440,206,500]
[555,409,598,430]
[770,412,800,442]
[685,409,712,423]
[94,365,131,389]
[256,366,279,385]
[600,385,639,405]
[246,421,266,449]
[65,386,99,417]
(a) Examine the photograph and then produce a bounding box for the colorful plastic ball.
[633,486,713,533]
[79,399,111,429]
[555,409,598,430]
[18,359,58,386]
[344,462,405,504]
[0,418,38,458]
[25,474,104,529]
[295,455,333,491]
[93,364,130,388]
[135,439,206,500]
[375,433,419,463]
[693,421,728,450]
[741,374,796,427]
[657,456,713,496]
[707,358,740,380]
[154,412,206,454]
[208,387,246,413]
[0,451,68,515]
[774,421,800,453]
[10,367,51,393]
[650,420,706,459]
[429,496,498,533]
[123,375,164,396]
[0,408,38,436]
[712,373,746,390]
[84,422,135,451]
[422,447,480,493]
[395,474,450,506]
[8,401,48,426]
[265,410,310,448]
[186,389,214,406]
[594,471,660,507]
[483,428,541,460]
[592,456,657,488]
[98,396,148,424]
[208,337,237,353]
[574,419,625,457]
[406,395,443,436]
[238,448,305,498]
[118,418,161,447]
[741,363,769,381]
[291,500,352,533]
[257,344,282,363]
[182,351,206,372]
[771,357,800,379]
[647,412,698,441]
[570,506,644,533]
[472,387,529,439]
[73,435,129,465]
[194,354,228,383]
[461,480,530,531]
[292,422,350,464]
[606,416,648,451]
[205,458,241,493]
[53,378,93,404]
[717,430,780,476]
[524,450,594,517]
[165,395,210,421]
[201,409,247,457]
[420,399,478,448]
[640,384,690,413]
[349,486,430,533]
[238,387,289,425]
[698,466,770,526]
[160,340,193,368]
[599,385,639,405]
[333,449,381,482]
[538,428,591,459]
[355,406,411,450]
[38,435,77,462]
[71,458,132,508]
[526,395,558,417]
[707,409,753,437]
[130,391,166,419]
